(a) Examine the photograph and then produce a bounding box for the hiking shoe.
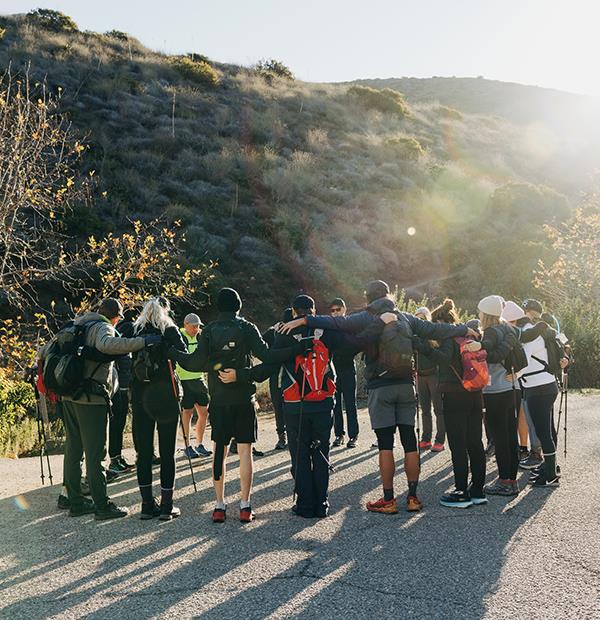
[140,499,161,520]
[406,495,423,512]
[57,494,70,510]
[195,444,212,457]
[105,469,119,483]
[484,479,518,496]
[275,434,287,450]
[347,437,357,448]
[485,442,495,458]
[431,442,445,452]
[519,452,543,470]
[118,456,135,471]
[531,475,560,488]
[151,454,161,465]
[212,508,226,523]
[418,440,432,450]
[183,445,200,459]
[366,497,398,514]
[240,506,255,523]
[69,498,95,517]
[159,505,181,521]
[292,504,315,518]
[519,447,529,461]
[332,436,345,447]
[95,501,128,520]
[470,490,488,505]
[440,490,473,508]
[252,447,264,457]
[229,441,238,455]
[108,459,130,474]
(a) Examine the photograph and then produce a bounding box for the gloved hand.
[144,334,162,348]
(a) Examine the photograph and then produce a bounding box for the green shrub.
[104,29,129,41]
[255,58,294,82]
[164,203,196,225]
[171,56,219,87]
[347,85,410,117]
[0,369,36,457]
[383,137,425,160]
[437,105,463,120]
[26,9,78,32]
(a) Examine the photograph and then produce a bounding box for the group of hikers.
[35,278,570,523]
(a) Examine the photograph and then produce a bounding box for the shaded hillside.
[0,14,582,321]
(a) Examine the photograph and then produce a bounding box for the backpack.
[366,312,414,381]
[132,346,163,383]
[205,319,251,371]
[282,329,336,403]
[451,337,489,392]
[492,324,528,374]
[42,320,108,398]
[532,328,566,379]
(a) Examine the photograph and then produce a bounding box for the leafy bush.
[255,58,294,82]
[171,56,219,87]
[26,9,78,32]
[437,105,463,120]
[104,29,129,41]
[383,137,425,160]
[0,369,36,457]
[348,86,410,117]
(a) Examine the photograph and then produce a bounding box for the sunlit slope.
[0,15,585,315]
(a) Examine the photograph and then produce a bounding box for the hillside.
[0,13,590,322]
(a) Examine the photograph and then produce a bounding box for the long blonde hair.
[480,312,501,331]
[133,298,176,335]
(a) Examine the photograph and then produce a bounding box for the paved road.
[1,394,599,619]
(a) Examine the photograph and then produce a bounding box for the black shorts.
[209,400,256,445]
[181,379,209,409]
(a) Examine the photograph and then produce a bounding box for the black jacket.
[170,312,303,405]
[306,297,468,389]
[237,321,384,414]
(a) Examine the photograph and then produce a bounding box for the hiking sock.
[383,488,394,501]
[160,487,174,507]
[215,501,226,511]
[139,484,153,504]
[240,500,251,510]
[408,481,418,497]
[543,453,557,479]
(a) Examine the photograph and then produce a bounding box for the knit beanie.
[501,301,526,323]
[365,280,390,303]
[477,295,505,317]
[292,295,315,312]
[217,288,242,313]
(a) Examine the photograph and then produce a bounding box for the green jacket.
[176,328,203,381]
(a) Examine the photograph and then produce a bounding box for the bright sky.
[3,0,600,96]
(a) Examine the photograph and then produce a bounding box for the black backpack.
[492,324,528,374]
[132,347,162,383]
[366,312,414,380]
[205,319,251,371]
[533,328,566,378]
[42,320,110,397]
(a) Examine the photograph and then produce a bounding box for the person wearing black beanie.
[168,288,307,524]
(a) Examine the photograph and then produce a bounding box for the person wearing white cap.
[466,295,523,497]
[176,313,212,459]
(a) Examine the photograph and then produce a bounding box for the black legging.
[108,389,130,458]
[374,424,417,452]
[484,390,521,480]
[131,387,178,490]
[442,390,486,493]
[526,390,558,456]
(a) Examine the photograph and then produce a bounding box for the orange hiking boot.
[406,495,423,512]
[212,508,226,523]
[366,497,398,514]
[431,443,445,452]
[239,506,255,523]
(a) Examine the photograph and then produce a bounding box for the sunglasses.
[330,307,343,312]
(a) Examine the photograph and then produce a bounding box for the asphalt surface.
[1,393,599,619]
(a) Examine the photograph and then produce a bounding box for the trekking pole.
[555,374,564,450]
[310,440,335,472]
[563,371,569,459]
[29,368,53,485]
[292,362,307,504]
[167,360,197,492]
[414,352,421,464]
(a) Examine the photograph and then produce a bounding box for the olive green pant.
[62,400,109,509]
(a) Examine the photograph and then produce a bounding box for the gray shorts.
[367,383,417,429]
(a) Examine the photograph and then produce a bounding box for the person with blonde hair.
[131,297,187,521]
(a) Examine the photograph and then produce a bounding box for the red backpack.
[451,337,489,392]
[282,331,336,403]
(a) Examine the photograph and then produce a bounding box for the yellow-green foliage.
[383,137,425,160]
[171,56,219,87]
[104,29,129,41]
[256,58,294,81]
[26,9,78,32]
[0,369,36,457]
[437,105,463,120]
[348,85,410,117]
[0,27,6,41]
